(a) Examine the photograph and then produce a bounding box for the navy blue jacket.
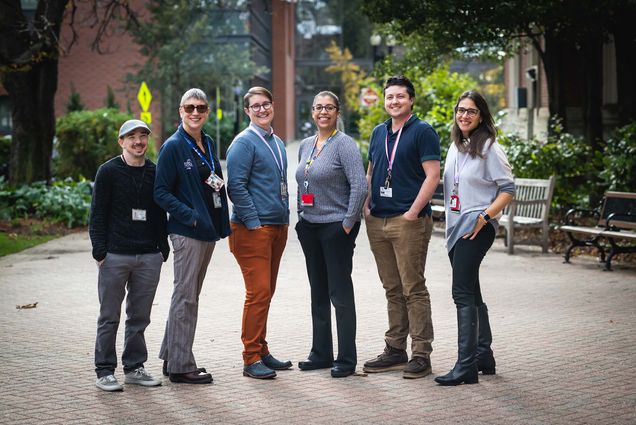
[154,125,230,241]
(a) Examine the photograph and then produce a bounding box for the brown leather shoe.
[169,371,213,384]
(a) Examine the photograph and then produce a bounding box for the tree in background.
[126,0,264,140]
[0,0,138,185]
[362,0,636,150]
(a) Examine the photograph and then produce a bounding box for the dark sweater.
[154,125,230,241]
[89,156,169,262]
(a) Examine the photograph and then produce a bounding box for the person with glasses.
[154,88,230,385]
[435,91,514,386]
[226,86,291,379]
[363,75,441,379]
[295,91,367,378]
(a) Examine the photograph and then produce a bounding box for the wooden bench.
[431,180,445,220]
[499,176,556,254]
[559,191,636,270]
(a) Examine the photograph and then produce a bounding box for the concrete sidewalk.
[1,142,635,424]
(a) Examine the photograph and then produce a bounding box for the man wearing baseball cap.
[89,119,169,391]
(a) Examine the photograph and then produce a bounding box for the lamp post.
[370,34,382,64]
[233,81,243,136]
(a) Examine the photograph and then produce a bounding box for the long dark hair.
[450,90,496,158]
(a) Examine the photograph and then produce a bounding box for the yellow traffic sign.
[140,112,152,124]
[137,82,152,112]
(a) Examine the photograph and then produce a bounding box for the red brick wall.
[56,0,161,132]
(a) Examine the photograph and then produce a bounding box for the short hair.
[313,91,340,110]
[180,88,208,106]
[243,86,273,109]
[383,75,415,98]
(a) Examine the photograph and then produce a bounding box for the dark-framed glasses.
[312,104,338,112]
[248,102,273,112]
[182,104,209,114]
[456,107,479,117]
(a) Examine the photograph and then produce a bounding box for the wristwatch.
[481,212,491,222]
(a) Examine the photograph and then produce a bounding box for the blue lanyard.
[183,133,215,173]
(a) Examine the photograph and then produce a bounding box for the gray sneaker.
[363,342,408,373]
[124,367,162,387]
[403,356,432,379]
[96,374,123,392]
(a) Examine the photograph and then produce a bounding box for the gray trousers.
[95,252,163,378]
[159,234,215,374]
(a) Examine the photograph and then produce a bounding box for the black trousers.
[296,219,360,369]
[448,223,495,308]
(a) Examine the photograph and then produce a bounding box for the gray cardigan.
[443,139,515,252]
[295,131,367,229]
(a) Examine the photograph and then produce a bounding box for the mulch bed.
[0,218,85,237]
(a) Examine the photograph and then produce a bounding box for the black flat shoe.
[163,360,207,377]
[298,359,333,371]
[331,366,355,378]
[169,371,213,384]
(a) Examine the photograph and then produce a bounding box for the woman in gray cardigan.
[435,91,515,386]
[295,91,367,378]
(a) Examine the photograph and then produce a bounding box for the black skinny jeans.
[447,223,496,308]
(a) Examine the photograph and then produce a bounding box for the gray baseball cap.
[118,119,151,138]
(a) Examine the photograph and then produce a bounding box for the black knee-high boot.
[435,306,479,386]
[477,304,496,375]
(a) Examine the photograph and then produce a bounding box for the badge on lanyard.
[212,191,222,208]
[449,194,460,213]
[280,181,288,198]
[205,172,225,192]
[301,193,314,206]
[132,208,147,221]
[451,151,470,213]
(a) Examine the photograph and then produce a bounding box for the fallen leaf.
[16,302,38,309]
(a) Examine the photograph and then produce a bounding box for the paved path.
[1,142,635,424]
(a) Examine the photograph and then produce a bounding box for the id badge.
[212,191,222,208]
[450,195,461,213]
[132,208,147,221]
[301,193,314,207]
[280,181,288,197]
[380,186,393,198]
[205,173,225,192]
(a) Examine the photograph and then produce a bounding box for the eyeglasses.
[312,105,338,112]
[182,104,209,114]
[456,107,480,118]
[248,102,272,112]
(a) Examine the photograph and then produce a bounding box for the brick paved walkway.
[1,143,635,424]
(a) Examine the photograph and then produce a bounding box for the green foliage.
[499,121,604,211]
[55,108,133,180]
[600,122,636,192]
[0,177,92,228]
[203,116,243,159]
[66,83,85,113]
[104,86,120,109]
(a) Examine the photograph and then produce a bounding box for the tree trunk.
[613,11,636,126]
[3,58,58,185]
[581,33,604,151]
[542,32,568,133]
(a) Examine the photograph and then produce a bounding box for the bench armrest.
[510,199,549,206]
[606,212,635,230]
[562,208,600,226]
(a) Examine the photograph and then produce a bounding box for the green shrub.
[498,121,604,212]
[55,108,134,180]
[0,177,91,227]
[601,122,636,192]
[203,115,243,159]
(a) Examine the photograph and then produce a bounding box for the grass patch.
[0,232,57,256]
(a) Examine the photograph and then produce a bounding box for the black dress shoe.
[169,371,213,384]
[163,361,207,377]
[298,359,333,371]
[331,366,355,378]
[262,354,292,370]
